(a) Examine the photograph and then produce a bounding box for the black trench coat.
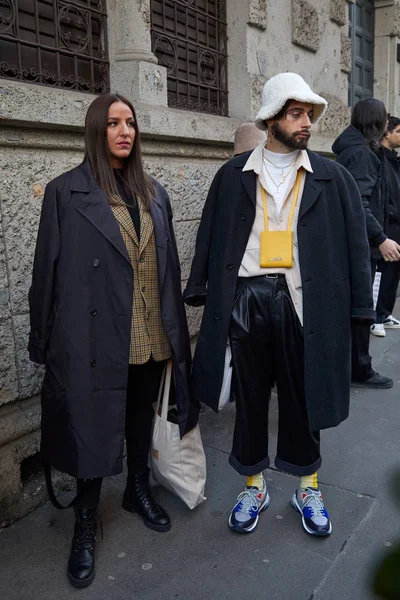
[29,161,198,479]
[184,150,374,432]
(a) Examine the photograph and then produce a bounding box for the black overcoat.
[29,161,198,479]
[183,150,374,432]
[333,125,389,258]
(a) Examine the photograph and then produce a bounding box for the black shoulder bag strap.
[44,464,81,510]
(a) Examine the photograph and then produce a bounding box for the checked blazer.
[111,196,171,364]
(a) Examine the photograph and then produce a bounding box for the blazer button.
[227,263,233,270]
[90,360,96,367]
[240,213,247,221]
[93,259,100,267]
[139,257,145,263]
[90,308,97,316]
[214,313,221,321]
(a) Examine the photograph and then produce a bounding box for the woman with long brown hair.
[28,94,198,587]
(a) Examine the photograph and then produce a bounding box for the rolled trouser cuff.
[275,455,322,476]
[229,453,270,476]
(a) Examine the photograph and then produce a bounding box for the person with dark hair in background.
[370,116,400,337]
[28,93,197,588]
[333,98,398,389]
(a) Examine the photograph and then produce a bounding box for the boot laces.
[73,512,98,552]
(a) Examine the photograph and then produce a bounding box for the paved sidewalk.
[1,305,400,600]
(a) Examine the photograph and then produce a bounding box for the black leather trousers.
[228,275,321,477]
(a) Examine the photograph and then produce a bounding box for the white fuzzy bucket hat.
[255,72,328,131]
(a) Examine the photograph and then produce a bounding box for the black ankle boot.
[67,507,97,587]
[122,470,171,532]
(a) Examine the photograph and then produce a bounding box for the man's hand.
[378,238,400,262]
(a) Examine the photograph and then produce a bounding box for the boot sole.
[351,380,393,389]
[68,570,95,588]
[122,499,171,532]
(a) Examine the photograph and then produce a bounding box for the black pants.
[376,258,400,323]
[76,358,165,509]
[228,275,321,477]
[351,258,377,382]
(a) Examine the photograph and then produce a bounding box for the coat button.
[90,360,96,367]
[214,313,221,320]
[240,213,247,221]
[139,257,145,263]
[93,259,100,267]
[227,264,233,270]
[142,286,146,293]
[90,309,97,316]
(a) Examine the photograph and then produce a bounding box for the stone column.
[108,0,168,106]
[374,0,400,116]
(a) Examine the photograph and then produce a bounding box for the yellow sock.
[300,472,318,490]
[246,473,264,489]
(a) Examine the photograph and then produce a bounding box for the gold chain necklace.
[263,161,296,195]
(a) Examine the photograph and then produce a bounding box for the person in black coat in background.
[28,94,197,587]
[371,116,400,336]
[184,73,374,539]
[333,99,399,389]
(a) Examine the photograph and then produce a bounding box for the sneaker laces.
[236,488,259,515]
[302,489,325,518]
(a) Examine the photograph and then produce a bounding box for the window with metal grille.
[0,0,109,94]
[151,0,228,116]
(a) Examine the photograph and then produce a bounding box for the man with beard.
[184,73,374,537]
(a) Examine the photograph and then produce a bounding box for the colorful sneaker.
[370,324,386,337]
[383,315,400,329]
[228,478,270,533]
[291,487,332,537]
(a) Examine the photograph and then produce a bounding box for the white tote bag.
[218,340,232,410]
[372,271,382,311]
[151,360,207,510]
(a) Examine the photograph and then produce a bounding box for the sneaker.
[291,487,332,537]
[351,372,393,389]
[370,324,386,337]
[383,315,400,329]
[228,478,270,533]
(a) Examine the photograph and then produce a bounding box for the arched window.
[348,0,374,106]
[0,1,109,93]
[151,0,228,116]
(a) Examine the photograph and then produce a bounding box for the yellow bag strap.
[261,168,303,232]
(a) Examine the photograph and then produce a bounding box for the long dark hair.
[83,93,155,209]
[351,98,388,153]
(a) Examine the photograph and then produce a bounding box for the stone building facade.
[0,0,399,524]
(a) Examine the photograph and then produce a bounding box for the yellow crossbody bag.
[260,169,303,268]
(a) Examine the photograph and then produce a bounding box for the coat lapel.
[72,163,130,264]
[299,151,333,221]
[150,195,167,290]
[240,169,257,208]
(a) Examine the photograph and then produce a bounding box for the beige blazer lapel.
[138,199,154,256]
[111,203,139,247]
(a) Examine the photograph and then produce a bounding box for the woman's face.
[107,101,136,168]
